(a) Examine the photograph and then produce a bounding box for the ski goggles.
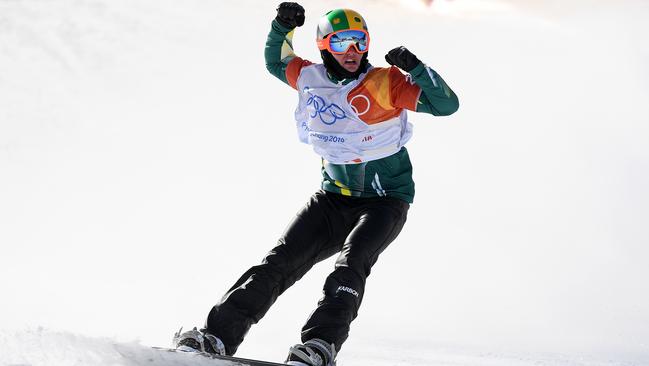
[317,29,370,54]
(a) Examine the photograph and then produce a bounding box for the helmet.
[316,9,369,41]
[316,9,370,80]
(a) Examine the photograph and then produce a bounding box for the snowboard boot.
[173,327,226,355]
[285,338,336,366]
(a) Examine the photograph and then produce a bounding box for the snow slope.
[1,0,648,365]
[0,328,641,366]
[0,328,242,366]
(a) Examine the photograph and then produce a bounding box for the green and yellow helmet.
[316,8,370,80]
[316,9,369,40]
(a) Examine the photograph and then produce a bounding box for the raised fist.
[276,2,305,29]
[385,46,421,72]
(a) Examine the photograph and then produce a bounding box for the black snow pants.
[204,190,409,355]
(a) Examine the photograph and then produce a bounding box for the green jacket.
[265,20,459,203]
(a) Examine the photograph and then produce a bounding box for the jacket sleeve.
[264,20,313,89]
[408,62,459,116]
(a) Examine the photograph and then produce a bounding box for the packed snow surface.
[0,328,643,366]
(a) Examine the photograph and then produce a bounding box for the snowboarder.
[174,3,459,366]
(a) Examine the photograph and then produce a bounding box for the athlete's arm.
[409,63,459,116]
[386,46,459,116]
[265,3,313,89]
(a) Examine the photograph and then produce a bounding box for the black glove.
[275,2,305,29]
[385,46,421,72]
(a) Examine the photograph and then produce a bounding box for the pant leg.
[301,197,409,351]
[204,191,347,355]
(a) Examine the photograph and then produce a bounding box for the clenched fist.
[385,46,421,72]
[276,2,305,29]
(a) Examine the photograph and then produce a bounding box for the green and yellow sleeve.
[265,20,312,89]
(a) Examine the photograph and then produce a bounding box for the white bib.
[294,64,412,164]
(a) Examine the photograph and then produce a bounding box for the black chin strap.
[320,50,369,81]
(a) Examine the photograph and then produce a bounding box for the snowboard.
[152,347,288,366]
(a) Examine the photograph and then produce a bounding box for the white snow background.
[1,0,648,365]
